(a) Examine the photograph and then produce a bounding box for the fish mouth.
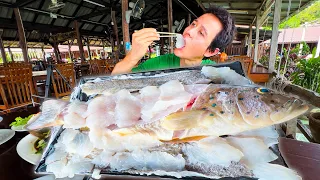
[270,99,310,123]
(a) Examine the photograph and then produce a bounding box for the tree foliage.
[279,1,320,29]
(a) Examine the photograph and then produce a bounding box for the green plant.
[290,47,320,93]
[290,42,310,56]
[259,55,269,67]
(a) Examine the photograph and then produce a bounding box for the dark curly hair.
[205,6,236,52]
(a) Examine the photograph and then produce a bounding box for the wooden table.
[31,70,48,96]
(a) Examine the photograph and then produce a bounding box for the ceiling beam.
[75,7,111,20]
[0,17,106,38]
[51,0,68,26]
[66,0,85,28]
[80,5,100,30]
[10,0,39,8]
[173,0,198,18]
[92,14,108,32]
[194,0,206,12]
[31,0,46,24]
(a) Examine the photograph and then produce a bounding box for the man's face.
[174,13,223,59]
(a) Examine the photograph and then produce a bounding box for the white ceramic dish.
[11,125,28,132]
[0,129,15,146]
[16,134,42,165]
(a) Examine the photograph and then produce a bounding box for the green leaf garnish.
[9,114,34,127]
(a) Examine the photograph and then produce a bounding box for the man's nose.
[185,27,198,38]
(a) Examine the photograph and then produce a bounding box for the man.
[112,6,235,75]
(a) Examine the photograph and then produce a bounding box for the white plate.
[16,134,42,165]
[0,129,15,146]
[11,125,28,132]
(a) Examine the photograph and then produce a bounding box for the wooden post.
[67,40,73,61]
[53,41,60,63]
[110,36,115,61]
[0,36,7,64]
[41,46,46,62]
[254,11,260,63]
[111,11,120,62]
[86,38,92,60]
[167,0,174,53]
[8,47,14,62]
[102,40,106,59]
[269,0,282,73]
[74,20,85,63]
[13,8,28,63]
[122,0,130,54]
[247,24,253,57]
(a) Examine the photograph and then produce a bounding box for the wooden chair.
[5,62,31,68]
[106,63,114,74]
[96,60,107,74]
[240,58,271,83]
[88,60,99,75]
[0,67,36,113]
[230,55,251,62]
[241,58,253,76]
[51,63,76,99]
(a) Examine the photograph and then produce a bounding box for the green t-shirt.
[131,54,216,72]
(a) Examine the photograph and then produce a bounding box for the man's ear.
[204,48,220,57]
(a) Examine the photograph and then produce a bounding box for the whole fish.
[80,70,211,95]
[79,66,252,96]
[114,84,309,141]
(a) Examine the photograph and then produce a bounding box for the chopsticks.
[134,30,179,38]
[157,32,179,38]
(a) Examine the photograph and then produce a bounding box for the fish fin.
[160,110,208,130]
[160,136,208,143]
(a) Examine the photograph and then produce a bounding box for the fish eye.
[257,88,269,94]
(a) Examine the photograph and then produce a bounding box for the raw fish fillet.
[226,137,278,168]
[109,150,185,172]
[182,137,243,167]
[25,100,68,130]
[252,163,302,180]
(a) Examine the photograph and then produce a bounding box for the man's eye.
[200,31,204,36]
[192,22,196,27]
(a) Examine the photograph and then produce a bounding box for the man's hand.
[111,28,159,75]
[127,28,160,63]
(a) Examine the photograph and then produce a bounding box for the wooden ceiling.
[0,0,314,46]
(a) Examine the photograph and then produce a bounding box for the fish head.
[193,85,310,126]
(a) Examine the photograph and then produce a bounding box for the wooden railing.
[225,45,246,56]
